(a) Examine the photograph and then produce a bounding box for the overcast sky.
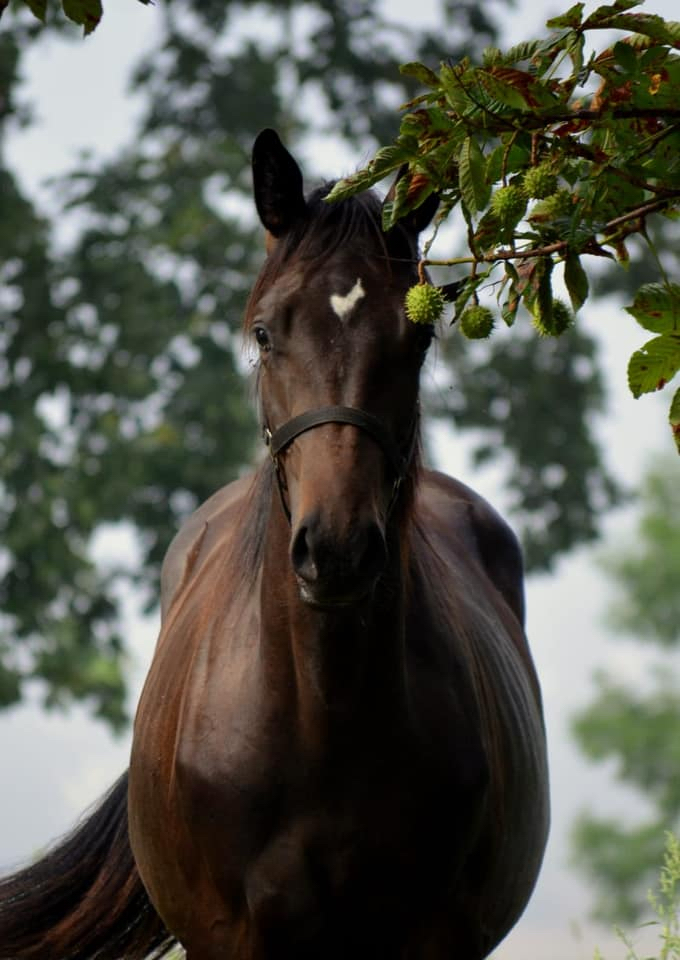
[1,1,678,958]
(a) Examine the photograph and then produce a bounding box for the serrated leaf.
[326,143,412,203]
[516,257,553,318]
[458,137,489,216]
[501,295,520,327]
[564,254,589,312]
[62,0,102,34]
[472,208,501,253]
[381,173,410,231]
[476,69,529,110]
[532,258,555,325]
[501,261,521,326]
[627,333,680,398]
[439,62,472,114]
[24,0,47,20]
[625,283,680,334]
[584,9,680,48]
[584,0,640,28]
[546,3,585,29]
[452,276,483,320]
[565,30,585,76]
[612,40,638,72]
[400,62,440,87]
[503,39,543,63]
[669,387,680,451]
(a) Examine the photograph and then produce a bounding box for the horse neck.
[259,493,411,739]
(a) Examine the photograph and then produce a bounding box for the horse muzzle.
[290,515,387,608]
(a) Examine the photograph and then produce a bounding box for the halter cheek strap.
[262,405,415,522]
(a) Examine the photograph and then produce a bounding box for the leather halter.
[262,405,415,522]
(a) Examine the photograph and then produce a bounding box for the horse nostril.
[290,517,387,601]
[291,525,318,582]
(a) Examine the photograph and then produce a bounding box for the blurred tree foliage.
[0,0,619,729]
[572,460,680,923]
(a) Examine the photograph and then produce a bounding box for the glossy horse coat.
[0,130,548,960]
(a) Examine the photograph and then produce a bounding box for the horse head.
[248,129,438,608]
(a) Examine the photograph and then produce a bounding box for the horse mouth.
[297,577,372,610]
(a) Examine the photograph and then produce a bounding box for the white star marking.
[330,278,365,321]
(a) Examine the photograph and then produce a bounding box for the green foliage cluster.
[329,0,680,450]
[572,462,680,923]
[595,832,680,960]
[0,0,151,35]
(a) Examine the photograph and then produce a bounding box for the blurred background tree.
[1,0,623,731]
[572,458,680,923]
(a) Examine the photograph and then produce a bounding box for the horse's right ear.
[252,129,307,238]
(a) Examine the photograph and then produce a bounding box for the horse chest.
[172,676,488,951]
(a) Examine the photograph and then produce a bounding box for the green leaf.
[625,283,680,334]
[583,0,640,28]
[584,9,680,48]
[503,39,543,63]
[564,254,589,312]
[24,0,47,20]
[62,0,103,34]
[439,62,472,114]
[326,143,411,203]
[501,261,521,326]
[400,61,440,87]
[532,258,555,327]
[627,333,680,398]
[670,387,680,452]
[612,40,638,73]
[516,257,553,318]
[546,3,585,29]
[458,137,489,215]
[381,172,410,231]
[476,68,530,110]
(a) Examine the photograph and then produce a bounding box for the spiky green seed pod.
[522,163,558,200]
[531,298,574,337]
[528,189,574,223]
[404,283,446,325]
[489,185,527,227]
[459,305,495,340]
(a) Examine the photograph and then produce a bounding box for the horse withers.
[0,130,549,960]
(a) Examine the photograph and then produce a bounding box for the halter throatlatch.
[262,405,415,522]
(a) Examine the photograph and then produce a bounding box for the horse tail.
[0,771,178,960]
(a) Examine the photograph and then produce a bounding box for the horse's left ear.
[384,165,439,235]
[252,129,307,238]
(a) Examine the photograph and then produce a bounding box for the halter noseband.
[262,405,415,522]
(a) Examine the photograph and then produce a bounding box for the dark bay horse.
[0,130,548,960]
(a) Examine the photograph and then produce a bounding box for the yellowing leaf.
[625,283,680,334]
[670,387,680,451]
[628,333,680,398]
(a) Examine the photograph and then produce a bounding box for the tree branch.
[423,194,680,268]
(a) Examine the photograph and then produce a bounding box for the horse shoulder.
[418,468,526,627]
[160,472,256,620]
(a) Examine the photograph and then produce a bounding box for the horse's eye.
[253,326,271,351]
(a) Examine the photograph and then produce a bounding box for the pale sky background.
[0,1,678,958]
